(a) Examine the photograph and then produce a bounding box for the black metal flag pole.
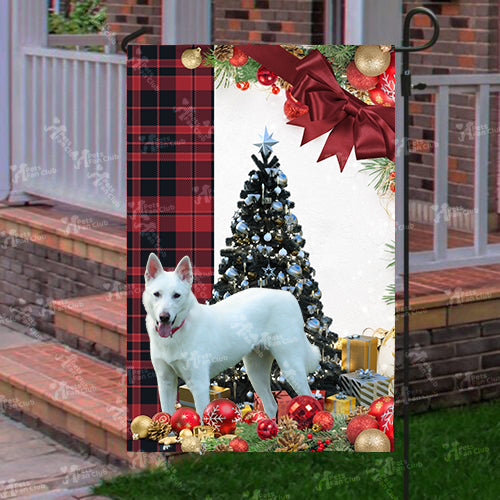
[395,7,439,500]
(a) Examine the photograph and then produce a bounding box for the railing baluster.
[434,85,449,261]
[474,84,490,256]
[61,58,68,196]
[117,64,125,213]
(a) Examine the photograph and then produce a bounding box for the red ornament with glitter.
[371,52,395,106]
[152,412,171,425]
[229,437,249,452]
[368,396,394,422]
[170,407,201,434]
[257,65,278,86]
[346,415,378,444]
[379,404,394,451]
[283,90,309,121]
[229,46,249,67]
[285,395,322,430]
[312,410,335,431]
[202,398,242,436]
[256,418,279,440]
[346,61,379,90]
[242,410,268,425]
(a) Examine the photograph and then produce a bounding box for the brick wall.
[404,0,499,220]
[0,237,125,337]
[395,321,500,414]
[213,0,324,44]
[102,0,161,44]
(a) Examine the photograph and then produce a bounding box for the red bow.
[236,46,395,171]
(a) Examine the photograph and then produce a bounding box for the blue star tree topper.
[254,127,279,155]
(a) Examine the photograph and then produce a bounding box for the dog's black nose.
[159,312,170,323]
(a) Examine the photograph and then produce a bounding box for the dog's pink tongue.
[158,323,172,338]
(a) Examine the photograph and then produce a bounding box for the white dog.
[143,254,320,418]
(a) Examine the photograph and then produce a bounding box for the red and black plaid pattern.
[127,45,214,451]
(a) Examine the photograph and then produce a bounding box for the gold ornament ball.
[130,415,153,440]
[354,428,391,452]
[179,428,193,438]
[354,45,391,77]
[181,435,202,453]
[181,47,202,69]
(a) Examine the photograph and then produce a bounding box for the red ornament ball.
[307,433,313,439]
[236,81,249,91]
[346,61,379,90]
[229,437,249,452]
[203,398,242,436]
[368,396,394,422]
[312,411,335,431]
[256,418,279,440]
[346,415,378,444]
[152,412,171,425]
[242,410,268,425]
[285,395,322,430]
[229,47,249,67]
[257,65,277,86]
[170,407,201,434]
[271,84,280,95]
[379,404,394,452]
[369,87,394,107]
[284,90,309,121]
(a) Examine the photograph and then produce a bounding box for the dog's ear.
[175,256,193,286]
[145,253,163,283]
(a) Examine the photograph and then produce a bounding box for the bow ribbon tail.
[318,115,356,169]
[354,109,396,162]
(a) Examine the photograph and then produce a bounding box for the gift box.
[311,389,326,409]
[325,392,356,414]
[254,390,292,418]
[178,385,230,408]
[339,370,390,407]
[341,335,378,372]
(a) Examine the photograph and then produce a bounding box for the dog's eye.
[172,293,181,299]
[153,291,161,298]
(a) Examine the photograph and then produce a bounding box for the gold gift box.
[341,335,378,372]
[178,385,230,408]
[325,393,356,414]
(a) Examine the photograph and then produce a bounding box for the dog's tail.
[306,342,321,374]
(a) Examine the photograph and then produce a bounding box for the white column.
[162,0,211,44]
[0,1,10,200]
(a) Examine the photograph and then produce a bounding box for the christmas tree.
[209,129,342,403]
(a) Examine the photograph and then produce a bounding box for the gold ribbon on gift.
[362,326,395,349]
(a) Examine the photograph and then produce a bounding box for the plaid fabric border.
[126,45,214,451]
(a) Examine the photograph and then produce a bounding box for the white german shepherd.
[143,254,320,418]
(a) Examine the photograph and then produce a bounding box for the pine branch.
[359,158,395,195]
[383,283,396,305]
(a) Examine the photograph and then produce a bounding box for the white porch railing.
[9,0,126,217]
[399,73,500,273]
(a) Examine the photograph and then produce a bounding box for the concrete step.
[0,342,128,463]
[52,293,126,366]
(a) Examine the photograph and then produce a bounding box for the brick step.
[0,343,128,463]
[52,293,126,366]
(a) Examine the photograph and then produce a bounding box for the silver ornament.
[279,248,287,257]
[308,376,315,384]
[236,221,249,233]
[241,278,249,289]
[287,264,302,278]
[263,233,272,242]
[251,235,260,243]
[246,391,253,399]
[225,267,239,279]
[298,250,305,258]
[274,187,281,195]
[223,292,231,299]
[307,318,321,333]
[247,254,254,261]
[277,271,286,283]
[295,282,303,294]
[307,305,317,315]
[272,200,283,212]
[254,213,262,222]
[313,289,322,299]
[277,375,286,383]
[277,172,287,187]
[293,234,304,245]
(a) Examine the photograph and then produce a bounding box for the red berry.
[316,440,322,445]
[236,81,249,91]
[307,433,313,439]
[325,438,331,444]
[236,82,242,89]
[390,182,395,192]
[389,171,395,179]
[272,84,280,95]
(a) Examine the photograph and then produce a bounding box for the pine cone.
[214,442,233,452]
[214,44,234,62]
[346,405,369,424]
[278,415,298,432]
[147,421,172,441]
[274,432,308,452]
